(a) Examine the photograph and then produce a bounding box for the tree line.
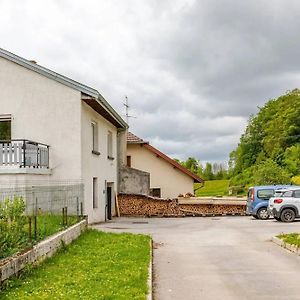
[229,89,300,187]
[174,157,229,180]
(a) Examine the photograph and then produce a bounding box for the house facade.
[0,48,127,223]
[126,132,204,199]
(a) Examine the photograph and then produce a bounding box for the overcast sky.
[1,0,300,163]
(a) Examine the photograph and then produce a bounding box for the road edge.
[147,238,153,300]
[272,236,300,255]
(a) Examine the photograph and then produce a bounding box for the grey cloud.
[1,0,300,162]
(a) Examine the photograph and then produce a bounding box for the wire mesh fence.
[0,180,85,259]
[0,180,84,216]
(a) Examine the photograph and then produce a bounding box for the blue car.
[246,185,295,220]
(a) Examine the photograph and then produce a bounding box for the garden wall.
[118,194,246,217]
[0,219,87,284]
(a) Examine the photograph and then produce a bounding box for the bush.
[0,197,28,259]
[253,159,291,185]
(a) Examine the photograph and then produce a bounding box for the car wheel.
[257,208,269,220]
[252,215,259,219]
[280,208,296,223]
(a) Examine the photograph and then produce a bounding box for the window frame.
[0,115,12,141]
[107,130,114,160]
[91,121,100,155]
[127,155,131,167]
[92,177,98,209]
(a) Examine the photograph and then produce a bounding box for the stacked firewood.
[118,194,184,217]
[118,194,246,217]
[179,204,246,216]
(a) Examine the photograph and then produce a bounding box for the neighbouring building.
[126,132,204,198]
[0,48,127,223]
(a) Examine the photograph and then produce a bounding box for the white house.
[0,48,127,223]
[126,132,204,198]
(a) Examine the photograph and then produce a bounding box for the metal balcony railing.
[0,140,49,168]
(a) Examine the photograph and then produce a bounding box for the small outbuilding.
[126,132,204,199]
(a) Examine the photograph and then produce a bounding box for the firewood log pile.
[118,194,246,217]
[118,194,184,217]
[179,204,246,216]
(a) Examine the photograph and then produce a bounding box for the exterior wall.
[119,166,150,195]
[81,102,118,223]
[127,144,194,199]
[0,57,82,181]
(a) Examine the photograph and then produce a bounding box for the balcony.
[0,140,50,172]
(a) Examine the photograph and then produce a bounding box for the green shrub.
[0,197,28,259]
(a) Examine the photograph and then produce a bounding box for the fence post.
[28,216,32,243]
[65,206,68,226]
[33,215,37,241]
[76,197,80,221]
[80,202,83,218]
[62,207,65,226]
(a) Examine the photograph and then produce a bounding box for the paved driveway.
[93,217,300,300]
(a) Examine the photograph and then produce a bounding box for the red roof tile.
[127,132,148,144]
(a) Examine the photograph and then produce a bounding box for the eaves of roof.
[0,47,127,129]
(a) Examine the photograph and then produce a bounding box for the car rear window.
[282,190,293,197]
[293,190,300,198]
[257,189,274,199]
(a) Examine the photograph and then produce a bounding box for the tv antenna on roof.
[123,96,136,125]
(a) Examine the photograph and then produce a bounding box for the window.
[91,121,99,155]
[257,189,274,199]
[127,156,131,167]
[282,190,293,197]
[0,115,11,140]
[294,190,300,198]
[107,131,113,159]
[93,177,98,208]
[150,188,161,198]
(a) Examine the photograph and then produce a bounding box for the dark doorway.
[107,186,112,220]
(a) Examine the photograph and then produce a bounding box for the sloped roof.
[127,132,148,144]
[0,47,127,129]
[127,132,204,183]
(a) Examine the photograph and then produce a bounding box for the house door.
[106,186,112,220]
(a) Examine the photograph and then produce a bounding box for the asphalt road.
[94,217,300,300]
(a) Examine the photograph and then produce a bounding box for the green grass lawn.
[194,180,230,197]
[1,229,151,300]
[277,233,300,247]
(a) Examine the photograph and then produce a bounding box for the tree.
[253,160,291,185]
[203,163,214,180]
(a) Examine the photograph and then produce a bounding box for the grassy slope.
[1,230,151,300]
[195,180,230,196]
